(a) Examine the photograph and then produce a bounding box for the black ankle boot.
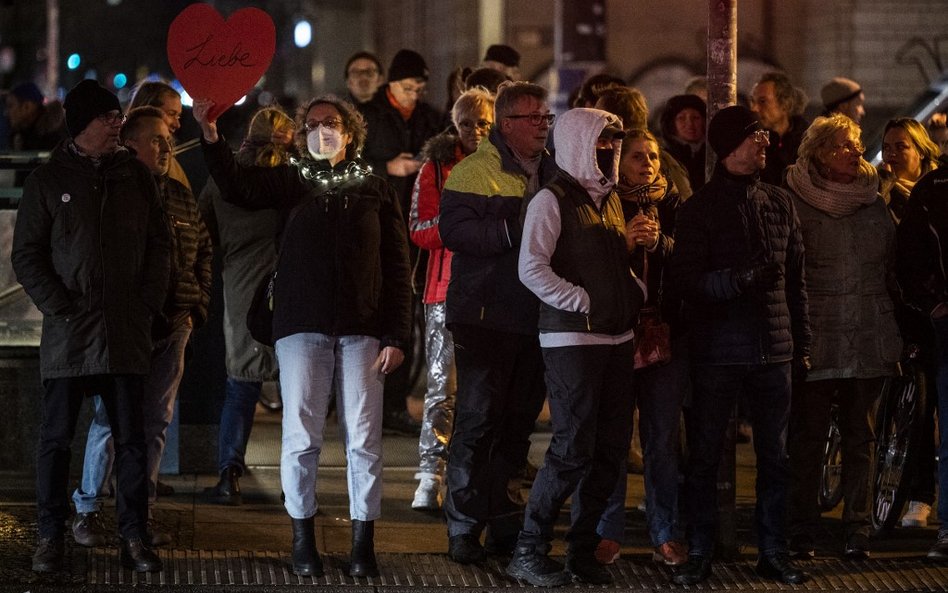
[349,519,379,577]
[205,467,241,505]
[291,516,323,577]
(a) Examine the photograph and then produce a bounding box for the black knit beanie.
[63,79,121,138]
[483,44,520,68]
[707,105,761,159]
[388,49,428,82]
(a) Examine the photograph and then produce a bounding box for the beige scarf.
[786,159,878,218]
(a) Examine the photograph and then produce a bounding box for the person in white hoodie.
[506,108,645,587]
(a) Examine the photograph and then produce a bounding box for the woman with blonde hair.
[879,117,941,223]
[200,106,296,505]
[785,113,901,559]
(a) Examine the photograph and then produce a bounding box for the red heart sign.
[167,3,276,121]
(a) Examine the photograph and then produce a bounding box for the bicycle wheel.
[818,413,844,511]
[871,362,927,533]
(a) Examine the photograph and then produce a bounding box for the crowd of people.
[8,42,948,588]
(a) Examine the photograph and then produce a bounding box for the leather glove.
[735,261,782,292]
[792,355,811,384]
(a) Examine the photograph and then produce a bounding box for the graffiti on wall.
[896,36,948,85]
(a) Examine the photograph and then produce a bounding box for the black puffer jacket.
[12,143,171,379]
[154,176,213,337]
[202,137,412,349]
[670,165,810,364]
[897,167,948,320]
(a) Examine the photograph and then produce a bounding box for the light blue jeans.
[73,322,192,514]
[276,332,384,521]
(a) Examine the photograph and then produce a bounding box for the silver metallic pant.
[418,302,456,476]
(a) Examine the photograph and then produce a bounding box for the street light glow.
[294,20,312,48]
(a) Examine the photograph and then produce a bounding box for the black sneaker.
[72,511,108,547]
[671,555,712,585]
[448,533,486,565]
[927,531,948,561]
[756,552,806,584]
[566,552,612,584]
[843,533,870,560]
[32,537,64,573]
[506,545,571,587]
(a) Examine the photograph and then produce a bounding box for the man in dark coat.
[12,79,170,574]
[669,105,810,586]
[70,106,212,548]
[358,49,443,434]
[751,72,809,185]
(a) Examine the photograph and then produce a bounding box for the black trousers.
[519,341,636,552]
[36,375,148,540]
[444,323,546,538]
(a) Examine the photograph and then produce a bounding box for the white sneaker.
[411,475,442,510]
[901,501,932,527]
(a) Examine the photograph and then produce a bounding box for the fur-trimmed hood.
[420,129,461,163]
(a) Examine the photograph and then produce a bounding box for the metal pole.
[706,0,739,560]
[45,0,59,97]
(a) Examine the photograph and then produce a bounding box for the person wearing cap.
[481,44,521,81]
[69,106,212,549]
[359,49,443,435]
[12,79,170,574]
[505,108,643,587]
[751,71,810,185]
[821,77,865,124]
[5,81,66,153]
[669,105,810,586]
[439,81,558,566]
[344,51,384,106]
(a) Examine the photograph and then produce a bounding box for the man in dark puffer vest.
[669,106,810,586]
[70,106,212,549]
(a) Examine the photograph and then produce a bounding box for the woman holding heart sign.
[194,95,412,579]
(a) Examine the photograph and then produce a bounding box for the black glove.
[792,355,811,384]
[734,261,782,292]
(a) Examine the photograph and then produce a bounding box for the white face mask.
[306,126,345,160]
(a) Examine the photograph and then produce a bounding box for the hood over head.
[553,108,624,199]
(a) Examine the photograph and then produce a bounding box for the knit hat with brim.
[821,77,862,111]
[63,79,121,137]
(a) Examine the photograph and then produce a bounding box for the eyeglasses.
[304,118,344,132]
[457,119,492,133]
[97,111,126,126]
[830,141,864,156]
[506,113,555,126]
[348,67,379,78]
[750,129,770,144]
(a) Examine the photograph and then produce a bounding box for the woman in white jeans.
[194,95,412,578]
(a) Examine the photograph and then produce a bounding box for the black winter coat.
[670,165,810,365]
[897,167,948,320]
[358,87,443,207]
[202,138,412,349]
[12,143,171,379]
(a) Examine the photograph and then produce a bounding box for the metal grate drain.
[77,548,948,590]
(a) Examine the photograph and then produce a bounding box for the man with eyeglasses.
[669,105,810,586]
[438,81,558,565]
[13,79,170,574]
[343,51,383,106]
[359,48,443,436]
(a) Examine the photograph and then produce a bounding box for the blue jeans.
[598,338,689,546]
[218,378,262,474]
[73,322,192,513]
[276,332,383,521]
[683,362,792,557]
[934,317,948,530]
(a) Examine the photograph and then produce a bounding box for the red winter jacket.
[409,132,466,304]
